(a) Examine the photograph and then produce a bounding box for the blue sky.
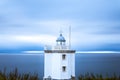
[0,0,120,53]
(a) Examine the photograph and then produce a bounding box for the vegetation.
[0,68,39,80]
[78,73,120,80]
[1,68,120,80]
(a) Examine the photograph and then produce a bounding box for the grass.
[0,68,120,80]
[78,73,120,80]
[0,68,39,80]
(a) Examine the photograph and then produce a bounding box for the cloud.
[1,0,119,21]
[0,0,120,52]
[0,34,56,47]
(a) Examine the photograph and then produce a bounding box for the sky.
[0,0,120,53]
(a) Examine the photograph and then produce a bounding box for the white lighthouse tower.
[44,32,76,80]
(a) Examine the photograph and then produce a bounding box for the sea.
[0,53,120,79]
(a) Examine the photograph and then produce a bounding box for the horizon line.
[3,50,120,54]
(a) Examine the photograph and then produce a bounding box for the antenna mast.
[69,26,71,49]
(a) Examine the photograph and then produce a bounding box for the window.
[62,54,66,60]
[62,66,66,72]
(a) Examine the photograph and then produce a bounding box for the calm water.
[0,53,120,79]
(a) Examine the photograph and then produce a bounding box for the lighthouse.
[44,32,76,80]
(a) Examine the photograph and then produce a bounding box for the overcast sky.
[0,0,120,52]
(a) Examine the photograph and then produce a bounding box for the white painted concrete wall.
[44,52,75,79]
[51,53,61,79]
[61,53,71,79]
[44,54,52,78]
[71,54,75,76]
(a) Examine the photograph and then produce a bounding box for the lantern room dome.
[56,34,66,42]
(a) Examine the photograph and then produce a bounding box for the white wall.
[44,52,75,79]
[71,54,75,77]
[51,53,61,79]
[61,53,71,79]
[44,54,52,78]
